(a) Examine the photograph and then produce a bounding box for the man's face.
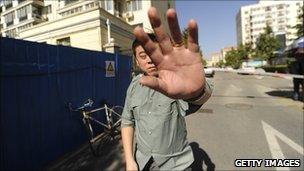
[135,45,158,76]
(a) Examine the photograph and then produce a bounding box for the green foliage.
[224,43,253,69]
[261,65,287,73]
[182,28,189,48]
[225,48,243,69]
[254,25,281,63]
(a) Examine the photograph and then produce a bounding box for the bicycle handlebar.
[69,99,94,112]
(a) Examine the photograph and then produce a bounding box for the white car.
[204,67,215,77]
[237,67,256,75]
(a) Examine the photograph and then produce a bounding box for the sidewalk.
[45,136,125,171]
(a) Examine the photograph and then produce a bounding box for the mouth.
[148,66,157,71]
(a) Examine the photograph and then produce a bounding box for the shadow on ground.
[189,142,215,171]
[45,136,125,171]
[265,90,303,101]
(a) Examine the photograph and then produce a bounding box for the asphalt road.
[186,71,304,171]
[48,71,303,171]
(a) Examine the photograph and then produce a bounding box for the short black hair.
[132,33,157,57]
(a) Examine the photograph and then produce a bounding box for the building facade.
[236,0,303,48]
[0,0,175,55]
[209,52,222,67]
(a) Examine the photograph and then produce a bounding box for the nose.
[146,57,152,64]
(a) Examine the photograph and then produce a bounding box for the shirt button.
[148,112,151,114]
[148,131,152,135]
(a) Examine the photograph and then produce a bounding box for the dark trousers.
[293,78,303,93]
[143,157,193,171]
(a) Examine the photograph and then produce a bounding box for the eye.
[139,54,147,59]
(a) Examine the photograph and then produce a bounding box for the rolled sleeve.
[187,78,213,106]
[121,84,135,128]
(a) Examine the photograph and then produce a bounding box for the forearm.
[121,126,135,162]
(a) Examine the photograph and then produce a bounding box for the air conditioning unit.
[123,11,134,19]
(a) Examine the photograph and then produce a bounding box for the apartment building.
[0,1,3,37]
[236,0,303,48]
[209,52,222,66]
[0,0,175,55]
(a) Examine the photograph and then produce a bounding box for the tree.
[182,28,206,66]
[293,5,304,38]
[225,48,243,69]
[254,25,281,64]
[237,42,253,61]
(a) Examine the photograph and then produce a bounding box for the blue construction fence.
[0,37,132,170]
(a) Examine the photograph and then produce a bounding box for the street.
[186,72,303,171]
[47,71,303,171]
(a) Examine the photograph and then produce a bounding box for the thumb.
[140,76,166,93]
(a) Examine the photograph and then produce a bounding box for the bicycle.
[69,99,123,156]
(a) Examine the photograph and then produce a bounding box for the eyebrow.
[138,51,146,55]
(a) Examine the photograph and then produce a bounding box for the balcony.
[19,15,28,22]
[7,21,14,27]
[5,3,13,10]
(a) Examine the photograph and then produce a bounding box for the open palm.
[134,7,205,100]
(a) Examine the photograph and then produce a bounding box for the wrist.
[126,156,136,163]
[185,79,212,105]
[185,86,205,101]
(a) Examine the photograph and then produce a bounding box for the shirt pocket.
[153,98,177,121]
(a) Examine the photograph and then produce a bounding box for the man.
[121,7,213,170]
[290,47,304,101]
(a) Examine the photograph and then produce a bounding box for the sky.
[176,0,258,60]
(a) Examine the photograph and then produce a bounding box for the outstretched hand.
[134,7,205,100]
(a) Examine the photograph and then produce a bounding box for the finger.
[167,9,184,48]
[140,76,167,94]
[148,7,173,54]
[134,26,163,65]
[188,19,200,53]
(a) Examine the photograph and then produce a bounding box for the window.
[277,12,284,17]
[4,0,13,9]
[106,0,113,10]
[277,4,284,10]
[18,0,26,4]
[126,0,142,12]
[17,6,29,21]
[265,6,271,12]
[44,5,52,14]
[65,0,78,6]
[132,0,142,11]
[5,12,14,27]
[57,37,71,46]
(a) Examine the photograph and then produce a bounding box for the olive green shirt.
[121,74,213,170]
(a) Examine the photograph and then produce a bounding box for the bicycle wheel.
[110,106,122,127]
[83,118,102,156]
[109,106,123,138]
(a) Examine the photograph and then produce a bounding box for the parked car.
[204,67,215,77]
[237,67,256,75]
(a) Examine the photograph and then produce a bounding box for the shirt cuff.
[186,79,213,105]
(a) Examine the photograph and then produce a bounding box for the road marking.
[262,120,304,171]
[229,84,243,92]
